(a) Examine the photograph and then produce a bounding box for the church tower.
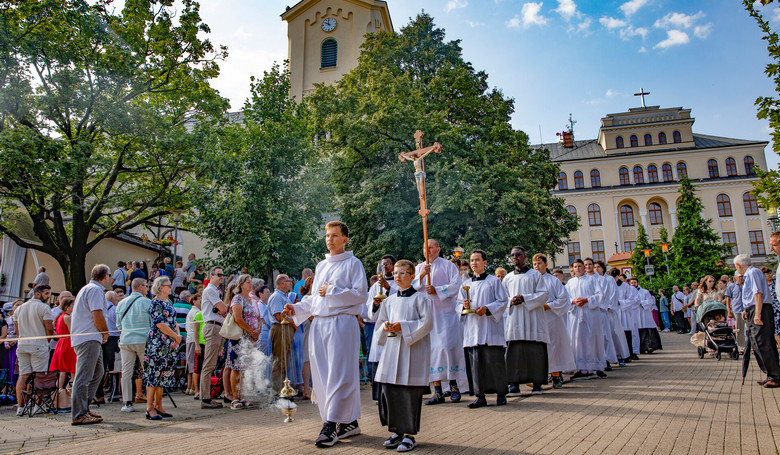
[281,0,393,100]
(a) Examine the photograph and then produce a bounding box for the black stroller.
[695,301,739,361]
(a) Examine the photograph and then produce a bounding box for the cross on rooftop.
[634,87,650,108]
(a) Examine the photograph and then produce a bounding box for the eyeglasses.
[215,273,224,277]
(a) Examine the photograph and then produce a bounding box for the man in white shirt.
[199,266,226,408]
[13,284,54,415]
[32,267,50,287]
[111,261,127,291]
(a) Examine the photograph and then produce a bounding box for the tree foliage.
[191,64,330,283]
[0,0,227,290]
[306,13,576,268]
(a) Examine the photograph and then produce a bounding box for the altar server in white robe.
[616,273,640,360]
[565,259,606,379]
[457,250,509,408]
[605,268,631,365]
[284,221,368,448]
[373,259,433,452]
[413,239,466,405]
[632,278,663,353]
[532,253,575,388]
[366,256,400,399]
[503,246,549,394]
[585,258,618,369]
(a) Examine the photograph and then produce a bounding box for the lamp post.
[767,204,779,232]
[643,248,653,285]
[452,246,464,261]
[660,243,671,274]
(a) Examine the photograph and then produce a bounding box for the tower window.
[673,131,681,143]
[630,135,638,147]
[321,39,337,69]
[644,134,652,146]
[658,132,667,144]
[616,136,624,148]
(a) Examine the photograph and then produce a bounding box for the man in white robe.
[284,221,368,448]
[457,250,509,407]
[616,273,640,361]
[585,258,617,370]
[503,246,549,394]
[365,255,399,399]
[532,253,575,388]
[605,268,631,365]
[565,259,606,379]
[632,278,663,353]
[413,239,466,404]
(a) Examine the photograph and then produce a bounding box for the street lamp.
[660,243,671,274]
[642,248,653,284]
[452,246,465,260]
[767,204,779,232]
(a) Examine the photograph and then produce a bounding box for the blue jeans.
[660,311,671,330]
[360,322,375,381]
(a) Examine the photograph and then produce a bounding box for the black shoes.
[496,395,507,406]
[467,396,487,408]
[570,371,588,381]
[507,384,520,394]
[425,393,444,405]
[630,354,640,361]
[316,421,339,448]
[336,420,361,438]
[552,375,564,388]
[596,370,607,379]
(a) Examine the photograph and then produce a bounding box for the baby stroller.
[695,301,739,361]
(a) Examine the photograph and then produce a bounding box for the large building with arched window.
[282,0,393,100]
[540,104,771,271]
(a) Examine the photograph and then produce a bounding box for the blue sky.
[199,1,780,168]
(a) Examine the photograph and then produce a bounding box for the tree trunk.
[265,264,275,291]
[61,249,88,293]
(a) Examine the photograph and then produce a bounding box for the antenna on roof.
[566,113,576,134]
[538,125,543,145]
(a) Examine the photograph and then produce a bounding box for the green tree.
[306,13,577,268]
[192,64,330,283]
[0,0,227,290]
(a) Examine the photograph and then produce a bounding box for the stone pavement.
[2,332,779,455]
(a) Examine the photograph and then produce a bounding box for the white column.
[668,208,678,233]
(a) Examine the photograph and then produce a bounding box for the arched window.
[726,157,737,176]
[658,132,667,144]
[574,171,584,189]
[616,136,624,148]
[619,167,630,185]
[673,131,681,143]
[620,205,635,227]
[321,39,338,68]
[590,169,601,188]
[744,156,756,175]
[644,134,652,146]
[708,159,719,178]
[648,202,663,225]
[648,165,658,183]
[676,161,687,179]
[743,192,759,215]
[588,203,602,226]
[630,135,638,147]
[662,163,674,182]
[558,172,568,190]
[716,194,732,217]
[633,165,644,184]
[566,205,577,217]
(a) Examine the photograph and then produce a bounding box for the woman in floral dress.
[143,276,182,420]
[227,274,261,410]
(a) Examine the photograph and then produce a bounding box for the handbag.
[219,313,243,340]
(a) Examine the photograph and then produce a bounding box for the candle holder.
[386,320,397,337]
[461,284,475,315]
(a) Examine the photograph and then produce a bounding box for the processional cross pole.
[398,130,442,286]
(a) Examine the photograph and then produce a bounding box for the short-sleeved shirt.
[112,268,127,288]
[658,296,669,312]
[71,280,108,346]
[13,299,53,352]
[742,266,769,310]
[105,302,119,336]
[725,281,744,313]
[671,291,685,312]
[32,272,50,286]
[173,300,191,337]
[201,283,224,323]
[193,311,206,345]
[185,307,199,343]
[267,289,288,325]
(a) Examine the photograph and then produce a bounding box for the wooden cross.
[398,130,441,284]
[634,87,650,108]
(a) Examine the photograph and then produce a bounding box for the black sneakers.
[424,392,444,405]
[336,420,361,438]
[316,421,338,447]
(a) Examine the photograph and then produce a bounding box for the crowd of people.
[2,223,779,453]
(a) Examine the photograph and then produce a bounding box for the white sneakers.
[121,403,134,412]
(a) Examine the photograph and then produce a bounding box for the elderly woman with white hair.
[143,276,182,420]
[734,254,780,388]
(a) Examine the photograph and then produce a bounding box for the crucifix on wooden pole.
[398,130,442,286]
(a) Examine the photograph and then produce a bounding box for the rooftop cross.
[634,87,650,108]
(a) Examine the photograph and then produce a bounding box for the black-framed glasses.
[216,273,224,277]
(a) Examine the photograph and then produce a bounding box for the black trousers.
[623,331,634,357]
[673,310,688,332]
[745,305,780,382]
[95,336,120,398]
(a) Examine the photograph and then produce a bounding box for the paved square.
[1,332,778,454]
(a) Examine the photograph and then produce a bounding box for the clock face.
[322,17,336,32]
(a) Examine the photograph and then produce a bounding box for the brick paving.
[2,332,779,455]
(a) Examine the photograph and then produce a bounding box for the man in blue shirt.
[268,274,295,391]
[116,279,152,412]
[725,273,744,349]
[735,254,780,388]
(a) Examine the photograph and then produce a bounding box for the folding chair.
[21,371,59,417]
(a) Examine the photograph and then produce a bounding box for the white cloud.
[585,89,619,105]
[654,29,690,49]
[599,16,627,30]
[605,89,618,98]
[446,0,468,12]
[233,26,251,39]
[466,20,485,27]
[654,11,705,29]
[521,2,549,27]
[577,18,591,34]
[693,23,712,39]
[620,25,649,40]
[638,46,647,53]
[555,0,577,21]
[506,15,522,29]
[619,0,649,17]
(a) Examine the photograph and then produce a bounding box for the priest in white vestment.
[585,259,618,369]
[616,273,640,361]
[565,259,606,379]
